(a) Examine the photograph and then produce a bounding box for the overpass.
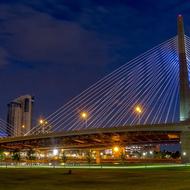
[0,122,190,162]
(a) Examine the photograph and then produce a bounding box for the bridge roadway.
[0,122,190,150]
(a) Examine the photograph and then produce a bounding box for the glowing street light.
[4,152,9,156]
[135,106,142,113]
[149,151,153,155]
[80,111,88,128]
[113,146,120,153]
[142,152,147,156]
[183,152,187,156]
[134,105,143,124]
[39,119,44,125]
[21,125,26,135]
[39,119,48,133]
[53,149,58,156]
[81,112,88,119]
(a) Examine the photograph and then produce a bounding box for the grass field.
[0,167,189,190]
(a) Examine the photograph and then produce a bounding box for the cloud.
[0,4,109,66]
[0,0,188,69]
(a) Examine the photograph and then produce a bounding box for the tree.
[0,149,5,162]
[171,151,180,159]
[61,151,67,163]
[133,151,141,158]
[120,151,127,164]
[86,151,93,165]
[12,149,20,165]
[154,151,162,159]
[26,149,36,164]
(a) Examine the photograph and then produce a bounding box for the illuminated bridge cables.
[134,38,178,124]
[42,37,177,123]
[107,39,178,127]
[151,62,177,124]
[89,44,168,128]
[0,119,17,137]
[39,37,177,133]
[67,80,126,131]
[91,39,172,126]
[161,45,179,123]
[142,41,179,124]
[184,35,190,80]
[91,37,178,127]
[0,120,8,137]
[92,59,164,128]
[40,36,178,130]
[26,36,182,135]
[116,46,177,126]
[34,37,178,133]
[52,79,125,132]
[154,50,179,124]
[118,56,173,126]
[26,37,176,135]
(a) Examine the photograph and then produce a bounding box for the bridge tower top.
[178,15,190,121]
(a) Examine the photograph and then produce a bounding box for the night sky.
[0,0,190,122]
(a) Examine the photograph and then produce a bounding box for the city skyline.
[0,1,190,120]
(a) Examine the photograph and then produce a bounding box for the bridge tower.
[178,15,190,163]
[178,15,190,121]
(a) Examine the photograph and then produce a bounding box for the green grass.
[0,167,190,190]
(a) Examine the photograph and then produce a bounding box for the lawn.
[0,167,189,190]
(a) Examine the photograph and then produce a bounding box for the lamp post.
[112,146,120,159]
[52,148,58,168]
[80,111,88,128]
[21,125,25,136]
[135,105,142,125]
[39,119,44,133]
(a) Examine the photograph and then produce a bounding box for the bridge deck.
[0,122,189,149]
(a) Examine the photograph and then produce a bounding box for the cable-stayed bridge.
[1,15,190,163]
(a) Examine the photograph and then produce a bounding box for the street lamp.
[53,149,58,156]
[80,111,88,128]
[113,146,120,153]
[81,112,88,119]
[39,119,44,124]
[183,152,187,156]
[21,125,25,136]
[52,149,59,168]
[112,146,120,159]
[39,119,46,133]
[134,105,142,125]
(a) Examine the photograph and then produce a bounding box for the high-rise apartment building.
[7,95,34,136]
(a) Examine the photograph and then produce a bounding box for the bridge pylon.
[178,15,190,163]
[178,15,190,121]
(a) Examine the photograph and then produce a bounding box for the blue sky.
[0,0,189,121]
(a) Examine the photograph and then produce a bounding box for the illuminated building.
[7,95,34,136]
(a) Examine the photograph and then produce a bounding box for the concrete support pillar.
[177,15,190,121]
[95,150,101,164]
[181,131,190,163]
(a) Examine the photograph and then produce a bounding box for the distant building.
[7,95,34,136]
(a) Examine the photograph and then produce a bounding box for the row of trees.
[0,149,181,165]
[0,149,36,163]
[0,149,68,164]
[131,150,180,159]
